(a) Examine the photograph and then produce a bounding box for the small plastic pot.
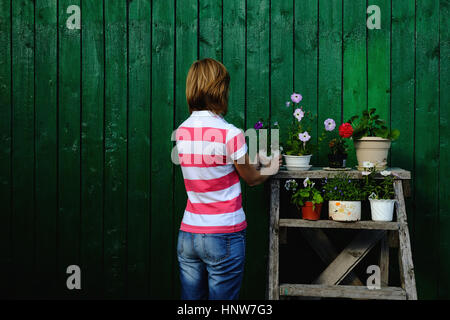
[301,202,322,220]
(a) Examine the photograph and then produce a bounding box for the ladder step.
[279,284,406,300]
[279,219,399,230]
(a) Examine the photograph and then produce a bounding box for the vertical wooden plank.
[343,0,367,168]
[0,0,12,298]
[318,0,342,165]
[223,0,246,299]
[439,0,450,299]
[150,0,175,299]
[174,0,198,298]
[58,0,81,297]
[199,0,222,60]
[295,0,318,163]
[128,0,151,299]
[367,0,390,126]
[390,0,415,236]
[35,0,57,298]
[223,0,245,127]
[394,180,418,299]
[11,0,35,297]
[81,0,104,298]
[104,0,127,298]
[267,179,280,300]
[414,0,439,299]
[244,0,270,300]
[271,0,293,144]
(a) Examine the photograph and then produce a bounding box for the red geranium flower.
[339,123,353,138]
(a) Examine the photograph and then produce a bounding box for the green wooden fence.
[0,0,448,299]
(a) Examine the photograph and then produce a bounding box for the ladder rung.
[279,219,400,230]
[279,284,407,300]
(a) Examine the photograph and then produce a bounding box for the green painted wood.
[367,0,390,130]
[390,0,415,247]
[295,0,318,162]
[173,0,198,299]
[80,0,104,298]
[317,0,342,165]
[58,0,81,297]
[223,0,247,298]
[35,0,57,298]
[127,0,151,299]
[439,0,450,299]
[343,0,367,168]
[243,0,270,299]
[11,0,35,297]
[150,0,175,299]
[0,0,11,298]
[414,0,440,299]
[271,0,293,144]
[104,0,127,298]
[199,0,222,60]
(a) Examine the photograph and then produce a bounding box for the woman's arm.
[233,153,282,187]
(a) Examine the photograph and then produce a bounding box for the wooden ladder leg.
[379,232,389,287]
[394,180,418,300]
[267,179,280,300]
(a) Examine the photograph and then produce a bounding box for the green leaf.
[389,129,400,141]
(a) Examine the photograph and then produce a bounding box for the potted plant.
[362,164,397,221]
[283,93,317,170]
[322,173,365,221]
[348,108,400,171]
[320,119,353,168]
[289,178,324,220]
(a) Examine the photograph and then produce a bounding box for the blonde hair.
[186,58,230,115]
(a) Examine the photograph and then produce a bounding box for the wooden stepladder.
[267,168,417,300]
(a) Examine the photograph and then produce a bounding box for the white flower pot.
[283,154,312,167]
[369,199,396,221]
[354,137,391,171]
[328,201,361,221]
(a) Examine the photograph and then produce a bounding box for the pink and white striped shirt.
[175,110,248,233]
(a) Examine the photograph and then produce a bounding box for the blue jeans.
[177,229,246,300]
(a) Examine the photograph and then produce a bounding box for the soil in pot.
[301,202,322,220]
[328,153,347,168]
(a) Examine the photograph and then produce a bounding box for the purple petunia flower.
[293,108,305,122]
[324,118,336,131]
[291,93,303,104]
[254,120,263,130]
[298,131,311,142]
[285,101,291,107]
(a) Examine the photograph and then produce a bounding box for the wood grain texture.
[150,0,175,299]
[35,0,57,298]
[279,283,406,300]
[104,0,127,298]
[414,0,440,299]
[439,0,450,299]
[267,179,280,300]
[127,0,151,299]
[199,0,222,60]
[80,0,104,298]
[343,0,367,168]
[0,0,12,298]
[280,219,399,230]
[318,0,342,165]
[11,0,35,297]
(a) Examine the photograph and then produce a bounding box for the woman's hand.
[234,151,282,187]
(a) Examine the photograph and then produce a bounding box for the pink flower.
[298,131,311,142]
[324,118,336,131]
[291,93,303,104]
[293,108,304,121]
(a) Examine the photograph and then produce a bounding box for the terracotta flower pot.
[301,202,322,220]
[353,137,391,171]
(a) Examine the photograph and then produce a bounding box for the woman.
[175,58,281,300]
